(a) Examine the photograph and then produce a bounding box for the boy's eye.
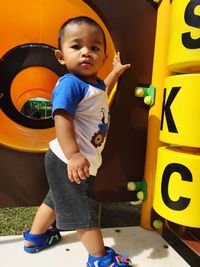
[71,44,81,49]
[92,46,100,52]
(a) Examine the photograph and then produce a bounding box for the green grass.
[0,207,37,236]
[0,202,140,236]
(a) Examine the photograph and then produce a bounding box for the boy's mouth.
[80,60,93,66]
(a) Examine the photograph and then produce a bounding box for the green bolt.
[127,180,147,200]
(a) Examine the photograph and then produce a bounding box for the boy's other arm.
[104,52,131,95]
[54,109,90,184]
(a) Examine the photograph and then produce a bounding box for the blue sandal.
[87,247,133,267]
[23,229,61,253]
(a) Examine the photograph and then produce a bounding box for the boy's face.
[55,22,107,83]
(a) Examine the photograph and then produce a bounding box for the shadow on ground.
[100,202,141,228]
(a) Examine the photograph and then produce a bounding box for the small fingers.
[68,168,81,184]
[68,168,90,184]
[72,170,81,184]
[84,165,90,178]
[113,51,120,64]
[124,63,131,69]
[77,169,87,180]
[68,168,74,182]
[77,165,90,181]
[116,51,120,58]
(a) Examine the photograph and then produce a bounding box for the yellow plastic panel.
[153,147,200,227]
[160,74,200,148]
[140,0,172,229]
[167,0,200,72]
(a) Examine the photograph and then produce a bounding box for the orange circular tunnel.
[0,0,116,152]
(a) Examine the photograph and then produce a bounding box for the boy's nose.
[81,47,92,57]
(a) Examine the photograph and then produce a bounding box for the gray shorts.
[44,149,100,230]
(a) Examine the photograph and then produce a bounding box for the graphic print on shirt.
[91,108,109,148]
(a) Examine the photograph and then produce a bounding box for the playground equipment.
[129,0,200,264]
[0,0,156,206]
[0,0,199,265]
[151,0,200,263]
[135,85,155,106]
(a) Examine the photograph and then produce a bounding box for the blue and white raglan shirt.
[49,74,109,176]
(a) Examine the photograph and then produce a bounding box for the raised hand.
[112,51,131,77]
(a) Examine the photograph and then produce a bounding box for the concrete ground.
[0,202,190,267]
[0,226,190,267]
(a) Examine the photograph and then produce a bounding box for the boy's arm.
[54,109,90,184]
[104,52,131,95]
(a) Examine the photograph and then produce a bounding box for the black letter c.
[161,163,192,211]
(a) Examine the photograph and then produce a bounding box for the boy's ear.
[55,50,65,65]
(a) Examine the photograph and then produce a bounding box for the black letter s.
[182,0,200,49]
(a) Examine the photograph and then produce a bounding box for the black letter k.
[160,87,181,133]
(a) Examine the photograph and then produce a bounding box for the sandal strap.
[106,247,133,266]
[87,247,133,267]
[23,230,59,246]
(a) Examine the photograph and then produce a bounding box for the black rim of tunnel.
[0,43,66,129]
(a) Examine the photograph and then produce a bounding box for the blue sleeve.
[51,75,88,118]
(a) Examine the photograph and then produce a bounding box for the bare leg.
[24,203,56,247]
[77,228,107,257]
[77,228,115,266]
[30,203,56,234]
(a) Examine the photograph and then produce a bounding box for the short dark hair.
[58,16,106,53]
